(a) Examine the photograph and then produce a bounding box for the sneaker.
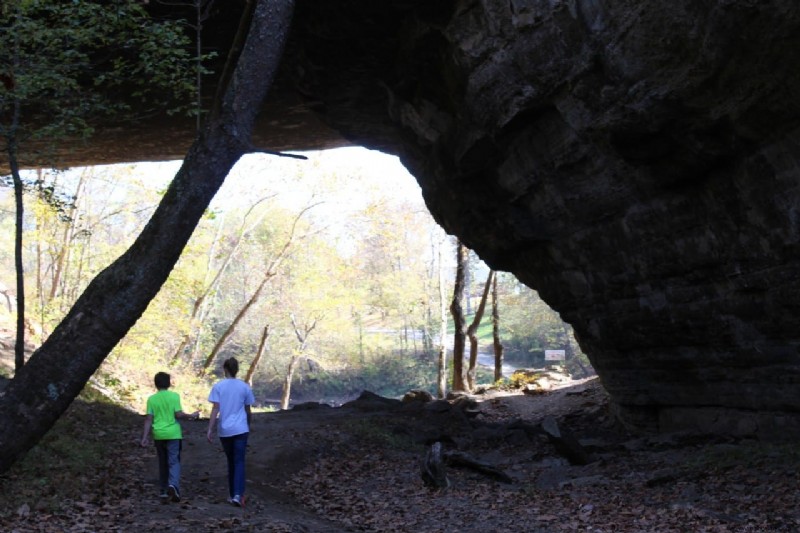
[159,492,169,502]
[168,485,181,503]
[231,495,242,507]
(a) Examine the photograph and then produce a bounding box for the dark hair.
[154,372,171,390]
[223,357,239,377]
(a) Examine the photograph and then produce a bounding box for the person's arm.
[207,402,220,443]
[245,405,252,431]
[176,410,200,420]
[141,414,153,447]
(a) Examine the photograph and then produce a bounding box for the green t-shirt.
[145,389,183,440]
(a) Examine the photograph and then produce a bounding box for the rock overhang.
[5,0,800,438]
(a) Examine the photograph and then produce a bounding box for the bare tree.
[466,270,494,391]
[199,202,318,374]
[450,241,468,392]
[492,272,504,383]
[171,195,274,364]
[281,313,319,410]
[0,0,298,475]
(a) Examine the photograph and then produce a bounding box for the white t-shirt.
[208,378,256,437]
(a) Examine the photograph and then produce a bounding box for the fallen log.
[444,451,513,484]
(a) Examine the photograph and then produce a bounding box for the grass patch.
[0,385,141,517]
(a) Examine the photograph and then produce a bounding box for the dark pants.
[219,432,248,498]
[154,439,182,493]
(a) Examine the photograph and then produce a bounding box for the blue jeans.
[219,432,248,498]
[154,439,182,493]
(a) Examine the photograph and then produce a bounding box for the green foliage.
[252,349,442,403]
[353,352,438,398]
[494,273,592,375]
[509,369,543,388]
[448,310,493,340]
[0,389,137,514]
[0,148,593,412]
[0,0,194,157]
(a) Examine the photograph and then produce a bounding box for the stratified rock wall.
[7,0,799,437]
[292,0,800,437]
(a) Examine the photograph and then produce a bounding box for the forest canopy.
[0,148,589,411]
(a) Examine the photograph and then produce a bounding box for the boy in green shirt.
[140,372,199,502]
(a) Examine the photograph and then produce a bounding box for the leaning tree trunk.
[200,202,311,374]
[466,270,494,391]
[244,324,270,385]
[200,272,274,374]
[0,0,296,475]
[450,241,468,392]
[171,195,272,364]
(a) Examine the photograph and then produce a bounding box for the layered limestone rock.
[288,0,800,437]
[6,0,800,436]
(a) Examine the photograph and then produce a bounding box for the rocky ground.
[3,367,800,532]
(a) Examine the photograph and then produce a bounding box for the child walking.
[141,372,199,502]
[206,357,255,507]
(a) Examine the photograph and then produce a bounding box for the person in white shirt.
[206,357,255,507]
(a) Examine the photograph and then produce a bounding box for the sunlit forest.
[0,147,590,411]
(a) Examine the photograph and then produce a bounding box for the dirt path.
[136,407,365,532]
[134,378,614,532]
[5,377,800,531]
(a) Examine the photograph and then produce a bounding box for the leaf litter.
[2,377,800,532]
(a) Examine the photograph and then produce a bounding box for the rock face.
[6,0,800,437]
[288,0,800,438]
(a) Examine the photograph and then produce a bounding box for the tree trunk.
[420,442,450,489]
[199,202,312,374]
[280,354,300,410]
[281,313,317,409]
[450,241,467,392]
[7,77,26,373]
[464,251,472,315]
[200,272,273,373]
[244,324,270,385]
[170,218,227,364]
[0,0,296,475]
[436,236,447,398]
[492,273,504,383]
[466,270,494,391]
[10,138,26,373]
[49,170,86,304]
[171,195,273,364]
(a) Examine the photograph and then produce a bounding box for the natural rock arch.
[5,0,800,438]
